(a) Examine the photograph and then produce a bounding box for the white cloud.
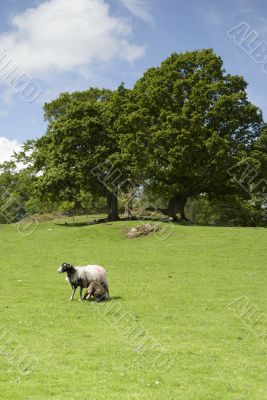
[0,137,21,163]
[119,0,154,24]
[0,0,145,77]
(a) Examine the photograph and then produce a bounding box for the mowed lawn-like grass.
[0,218,266,400]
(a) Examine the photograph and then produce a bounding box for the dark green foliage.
[1,50,266,225]
[34,87,131,220]
[121,49,264,219]
[187,194,267,226]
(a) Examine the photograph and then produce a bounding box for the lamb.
[83,281,107,302]
[57,262,109,301]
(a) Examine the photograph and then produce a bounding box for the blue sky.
[0,0,267,161]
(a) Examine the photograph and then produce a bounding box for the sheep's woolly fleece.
[126,223,160,238]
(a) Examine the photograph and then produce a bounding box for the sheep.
[57,262,109,301]
[83,281,107,302]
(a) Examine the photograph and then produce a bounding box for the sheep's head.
[58,262,73,273]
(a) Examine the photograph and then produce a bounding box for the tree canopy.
[33,85,131,220]
[119,49,264,219]
[2,49,266,224]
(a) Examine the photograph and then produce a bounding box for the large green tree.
[121,49,264,220]
[33,86,130,221]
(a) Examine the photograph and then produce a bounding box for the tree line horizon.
[1,48,267,225]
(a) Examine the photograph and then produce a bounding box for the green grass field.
[0,218,266,399]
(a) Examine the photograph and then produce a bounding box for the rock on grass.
[126,223,160,238]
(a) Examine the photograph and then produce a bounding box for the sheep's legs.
[102,282,110,299]
[69,287,76,301]
[105,287,110,299]
[79,287,83,302]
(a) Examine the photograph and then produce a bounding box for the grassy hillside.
[0,219,266,399]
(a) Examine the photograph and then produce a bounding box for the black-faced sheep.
[57,262,109,301]
[83,281,107,302]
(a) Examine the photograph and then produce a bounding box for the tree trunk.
[125,202,133,220]
[166,194,188,221]
[107,191,120,221]
[74,199,82,210]
[73,199,82,222]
